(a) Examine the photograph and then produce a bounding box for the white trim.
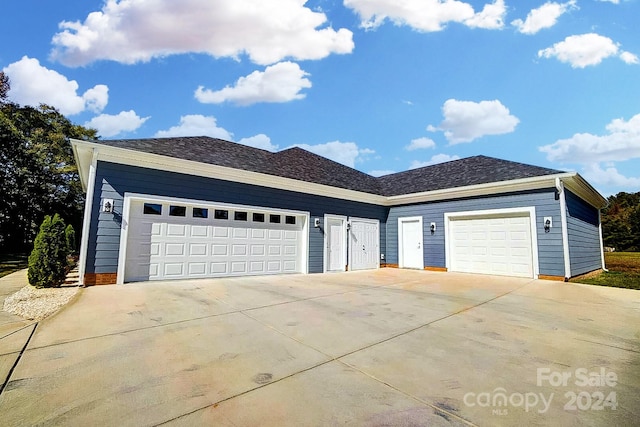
[398,216,424,269]
[556,179,572,279]
[77,149,98,286]
[116,193,310,284]
[444,207,540,279]
[323,214,348,273]
[348,217,380,270]
[71,140,387,206]
[387,173,574,206]
[116,195,132,285]
[70,139,609,209]
[598,209,607,272]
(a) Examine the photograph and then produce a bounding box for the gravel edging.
[3,285,80,321]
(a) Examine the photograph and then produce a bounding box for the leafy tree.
[28,214,68,288]
[0,77,97,253]
[65,224,77,255]
[601,191,640,251]
[0,71,9,102]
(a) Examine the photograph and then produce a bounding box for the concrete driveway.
[0,269,638,426]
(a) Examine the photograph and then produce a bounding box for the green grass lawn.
[0,254,29,279]
[572,252,640,290]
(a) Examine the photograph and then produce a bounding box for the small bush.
[65,224,77,254]
[28,214,68,288]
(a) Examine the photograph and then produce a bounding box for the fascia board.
[71,139,388,206]
[561,174,608,209]
[384,173,575,206]
[71,139,93,191]
[72,139,605,209]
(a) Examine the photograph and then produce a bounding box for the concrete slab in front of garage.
[0,269,638,426]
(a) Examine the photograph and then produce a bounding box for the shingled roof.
[379,155,562,196]
[95,137,563,196]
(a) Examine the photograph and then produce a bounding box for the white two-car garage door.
[122,198,308,282]
[447,210,536,278]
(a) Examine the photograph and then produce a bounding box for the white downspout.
[598,210,608,272]
[556,178,571,280]
[78,149,98,287]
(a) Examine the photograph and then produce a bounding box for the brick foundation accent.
[538,274,566,282]
[84,273,117,286]
[380,263,399,268]
[424,266,447,272]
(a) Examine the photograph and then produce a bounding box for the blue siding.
[87,161,388,274]
[565,190,602,276]
[386,189,566,277]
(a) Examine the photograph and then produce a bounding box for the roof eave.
[561,173,608,209]
[70,139,388,205]
[72,139,608,210]
[383,173,577,206]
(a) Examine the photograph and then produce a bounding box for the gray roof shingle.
[96,137,563,196]
[378,155,563,196]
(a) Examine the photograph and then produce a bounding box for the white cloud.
[50,0,354,66]
[154,115,233,140]
[369,169,396,177]
[2,56,108,115]
[582,163,640,188]
[344,0,505,32]
[512,0,577,35]
[410,154,461,169]
[429,99,519,144]
[85,110,149,137]
[237,134,279,152]
[538,33,629,68]
[195,62,311,106]
[464,0,506,30]
[539,113,640,163]
[596,0,619,3]
[620,51,639,64]
[290,141,374,167]
[405,137,436,151]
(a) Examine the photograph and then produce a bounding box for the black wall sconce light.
[544,217,552,233]
[314,218,320,228]
[102,199,114,213]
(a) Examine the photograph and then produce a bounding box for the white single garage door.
[123,199,307,282]
[448,213,534,278]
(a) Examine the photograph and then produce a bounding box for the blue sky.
[2,0,639,196]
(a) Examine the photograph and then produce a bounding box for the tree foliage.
[28,214,69,288]
[601,191,640,251]
[65,224,77,254]
[0,71,9,102]
[0,76,97,253]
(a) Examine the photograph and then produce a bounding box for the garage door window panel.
[192,207,208,218]
[143,203,162,215]
[214,209,229,220]
[169,205,186,217]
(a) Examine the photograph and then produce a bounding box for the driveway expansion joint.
[0,322,38,396]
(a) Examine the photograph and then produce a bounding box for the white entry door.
[399,217,424,269]
[348,218,379,271]
[324,215,346,272]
